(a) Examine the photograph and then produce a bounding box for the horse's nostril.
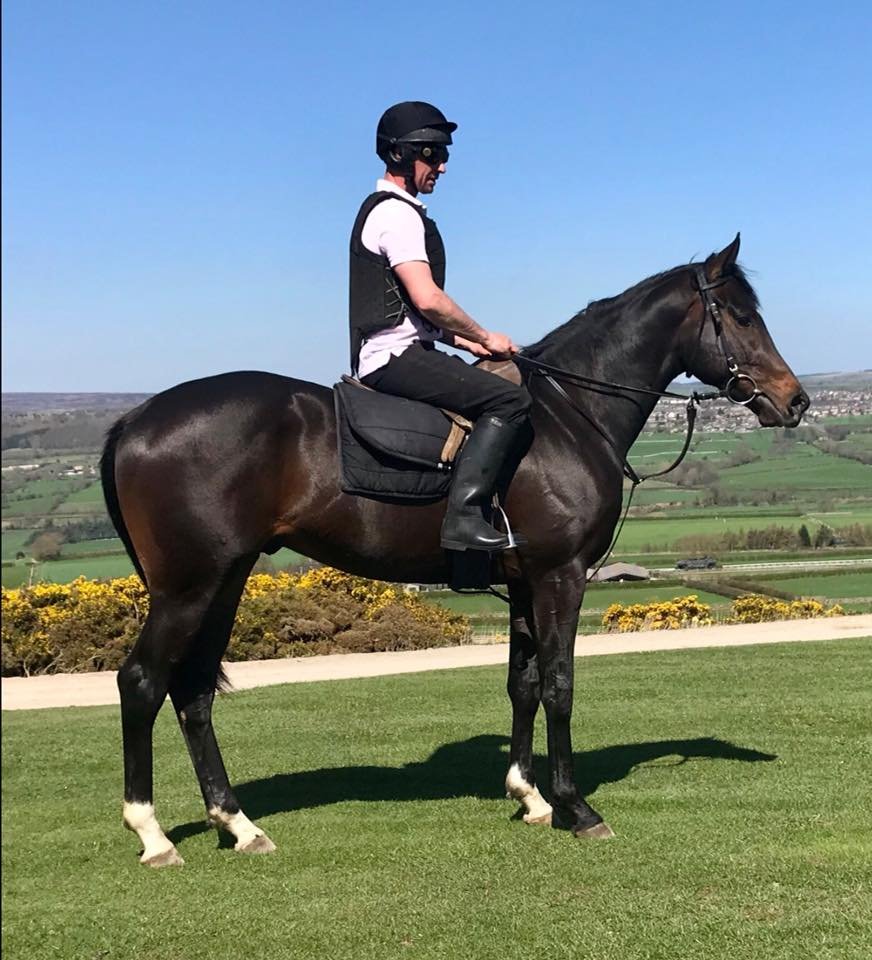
[791,391,810,413]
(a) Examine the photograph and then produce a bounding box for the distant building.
[588,563,650,582]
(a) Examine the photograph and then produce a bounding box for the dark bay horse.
[102,235,808,866]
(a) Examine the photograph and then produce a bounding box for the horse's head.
[679,234,810,427]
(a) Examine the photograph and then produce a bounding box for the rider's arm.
[393,261,488,342]
[393,261,516,355]
[448,333,493,357]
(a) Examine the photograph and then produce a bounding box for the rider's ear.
[704,232,741,281]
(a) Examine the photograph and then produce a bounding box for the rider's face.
[412,155,447,195]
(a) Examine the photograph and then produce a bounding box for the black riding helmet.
[376,101,457,172]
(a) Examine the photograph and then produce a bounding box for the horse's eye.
[736,316,753,328]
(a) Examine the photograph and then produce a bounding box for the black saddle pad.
[333,379,455,502]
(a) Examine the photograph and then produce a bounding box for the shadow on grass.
[168,736,776,846]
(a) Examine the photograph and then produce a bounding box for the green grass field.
[0,529,37,560]
[718,446,871,491]
[1,494,64,517]
[53,482,106,514]
[432,583,730,617]
[3,477,83,499]
[3,639,870,959]
[58,537,125,557]
[614,514,808,552]
[1,553,136,587]
[750,572,872,600]
[3,421,870,589]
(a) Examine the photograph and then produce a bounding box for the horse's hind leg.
[118,592,217,867]
[504,580,552,825]
[168,558,276,855]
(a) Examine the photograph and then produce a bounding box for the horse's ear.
[704,232,741,281]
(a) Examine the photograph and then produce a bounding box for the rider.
[349,101,531,552]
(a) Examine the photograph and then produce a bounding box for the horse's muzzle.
[753,387,810,427]
[785,388,811,426]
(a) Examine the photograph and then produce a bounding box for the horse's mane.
[523,260,758,359]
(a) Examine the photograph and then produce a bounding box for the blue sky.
[3,0,870,392]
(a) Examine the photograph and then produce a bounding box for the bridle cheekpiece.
[691,265,761,407]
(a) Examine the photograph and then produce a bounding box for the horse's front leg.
[504,579,552,825]
[532,559,614,839]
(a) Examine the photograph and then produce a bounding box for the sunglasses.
[418,144,450,165]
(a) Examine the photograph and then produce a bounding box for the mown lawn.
[3,638,871,960]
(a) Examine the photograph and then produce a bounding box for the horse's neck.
[539,301,684,461]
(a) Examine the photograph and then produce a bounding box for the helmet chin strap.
[388,146,418,195]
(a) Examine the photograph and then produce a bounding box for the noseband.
[691,266,761,406]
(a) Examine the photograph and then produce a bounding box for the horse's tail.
[100,416,147,586]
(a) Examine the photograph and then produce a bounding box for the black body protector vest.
[349,191,446,375]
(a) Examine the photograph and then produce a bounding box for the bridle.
[514,265,765,481]
[508,266,768,581]
[690,265,762,407]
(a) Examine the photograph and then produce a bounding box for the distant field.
[3,418,870,590]
[625,487,699,506]
[752,572,872,600]
[3,477,83,498]
[1,494,63,517]
[0,546,317,587]
[1,529,37,560]
[53,482,105,513]
[427,570,872,623]
[2,554,135,588]
[264,547,312,571]
[719,447,871,491]
[613,502,872,553]
[629,429,771,461]
[430,584,731,620]
[614,514,805,552]
[58,538,125,557]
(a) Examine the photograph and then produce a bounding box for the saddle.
[334,359,522,502]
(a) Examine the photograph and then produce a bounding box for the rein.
[511,267,762,581]
[513,355,721,484]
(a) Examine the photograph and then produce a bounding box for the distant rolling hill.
[1,393,152,414]
[666,370,871,395]
[2,370,870,417]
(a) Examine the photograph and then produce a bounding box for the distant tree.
[813,525,834,550]
[797,524,812,548]
[29,531,65,561]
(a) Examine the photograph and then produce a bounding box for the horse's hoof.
[574,821,615,840]
[523,811,553,826]
[142,846,185,868]
[235,834,276,854]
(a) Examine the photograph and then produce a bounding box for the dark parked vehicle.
[675,556,719,570]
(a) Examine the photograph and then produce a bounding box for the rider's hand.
[482,331,519,357]
[466,341,494,358]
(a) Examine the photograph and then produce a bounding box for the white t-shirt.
[356,179,447,378]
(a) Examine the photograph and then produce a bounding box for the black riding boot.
[440,415,525,552]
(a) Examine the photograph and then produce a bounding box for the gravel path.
[3,614,870,711]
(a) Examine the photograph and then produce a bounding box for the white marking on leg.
[506,763,553,823]
[123,801,182,864]
[208,806,270,851]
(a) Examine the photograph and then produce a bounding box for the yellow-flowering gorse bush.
[602,592,844,632]
[729,595,844,623]
[602,595,714,632]
[1,569,470,676]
